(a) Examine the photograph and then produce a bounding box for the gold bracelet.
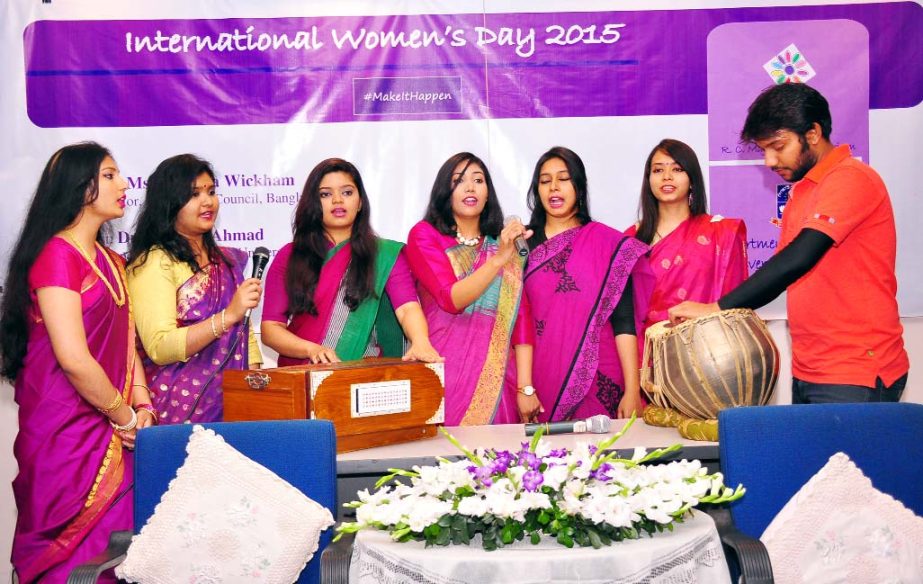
[210,314,221,339]
[132,383,150,391]
[220,308,229,333]
[98,392,123,414]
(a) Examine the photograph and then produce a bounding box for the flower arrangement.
[335,415,744,550]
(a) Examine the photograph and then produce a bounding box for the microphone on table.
[243,246,271,326]
[524,414,612,436]
[504,215,530,258]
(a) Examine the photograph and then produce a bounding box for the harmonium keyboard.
[222,358,445,453]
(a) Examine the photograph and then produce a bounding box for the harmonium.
[222,358,445,453]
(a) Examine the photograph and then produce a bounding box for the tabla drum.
[641,309,779,420]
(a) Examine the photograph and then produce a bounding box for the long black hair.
[285,158,377,317]
[526,146,593,247]
[0,142,111,381]
[422,152,504,238]
[635,139,708,245]
[127,154,230,273]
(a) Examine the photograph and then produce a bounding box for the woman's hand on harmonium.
[307,342,339,364]
[402,343,444,363]
[667,301,719,325]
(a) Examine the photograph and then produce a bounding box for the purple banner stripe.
[26,58,642,77]
[23,2,923,127]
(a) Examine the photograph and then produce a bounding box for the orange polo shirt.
[778,144,908,386]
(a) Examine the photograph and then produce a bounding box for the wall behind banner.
[1,1,922,578]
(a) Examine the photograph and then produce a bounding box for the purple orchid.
[522,469,544,492]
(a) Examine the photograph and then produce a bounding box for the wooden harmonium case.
[223,358,445,453]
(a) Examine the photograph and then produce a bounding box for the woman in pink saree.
[625,139,749,328]
[405,152,536,426]
[261,158,440,366]
[524,147,654,422]
[127,154,263,424]
[0,143,154,582]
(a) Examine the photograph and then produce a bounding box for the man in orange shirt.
[670,83,909,404]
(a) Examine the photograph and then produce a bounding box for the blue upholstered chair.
[68,419,337,584]
[714,402,923,583]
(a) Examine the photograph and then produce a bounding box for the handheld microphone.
[505,215,530,258]
[524,414,612,436]
[243,246,271,325]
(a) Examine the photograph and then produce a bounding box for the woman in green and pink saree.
[261,158,441,367]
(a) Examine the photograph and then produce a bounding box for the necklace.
[61,232,126,307]
[454,230,480,247]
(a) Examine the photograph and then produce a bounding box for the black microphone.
[524,414,612,436]
[243,246,271,325]
[505,215,530,258]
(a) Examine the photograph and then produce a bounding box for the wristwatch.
[517,385,536,397]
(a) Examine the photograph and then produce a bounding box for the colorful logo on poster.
[763,43,816,84]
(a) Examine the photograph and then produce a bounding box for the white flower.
[457,495,490,518]
[542,464,570,491]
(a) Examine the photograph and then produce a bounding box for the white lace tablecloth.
[349,512,730,584]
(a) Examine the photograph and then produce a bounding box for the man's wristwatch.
[517,385,536,397]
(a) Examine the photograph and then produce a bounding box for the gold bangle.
[210,314,221,339]
[132,383,149,391]
[98,392,123,414]
[220,308,229,333]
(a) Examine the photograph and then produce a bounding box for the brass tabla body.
[642,309,779,420]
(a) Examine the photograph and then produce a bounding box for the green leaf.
[587,528,603,549]
[530,532,541,545]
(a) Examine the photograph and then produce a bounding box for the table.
[336,420,718,520]
[348,511,730,584]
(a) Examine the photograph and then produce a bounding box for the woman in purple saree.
[127,154,263,424]
[406,152,537,426]
[624,139,748,328]
[1,143,154,582]
[524,147,654,422]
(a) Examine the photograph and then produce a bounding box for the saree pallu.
[144,248,249,424]
[525,223,653,422]
[627,215,748,328]
[278,239,404,366]
[419,238,525,426]
[13,244,134,583]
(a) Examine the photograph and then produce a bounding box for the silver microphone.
[524,414,612,436]
[505,215,530,257]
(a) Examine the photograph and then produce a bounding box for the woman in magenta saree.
[524,147,654,422]
[1,143,154,582]
[128,154,263,424]
[624,139,748,328]
[261,158,440,366]
[406,152,536,426]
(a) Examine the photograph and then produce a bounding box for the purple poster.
[707,19,870,273]
[22,3,923,128]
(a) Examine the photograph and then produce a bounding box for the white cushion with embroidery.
[760,452,923,584]
[116,425,335,583]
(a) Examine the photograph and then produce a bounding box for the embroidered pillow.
[116,425,335,583]
[761,452,923,584]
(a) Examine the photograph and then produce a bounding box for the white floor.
[2,318,922,580]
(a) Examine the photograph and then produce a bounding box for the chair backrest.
[133,420,337,584]
[718,403,923,538]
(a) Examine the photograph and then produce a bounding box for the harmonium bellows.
[222,358,445,452]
